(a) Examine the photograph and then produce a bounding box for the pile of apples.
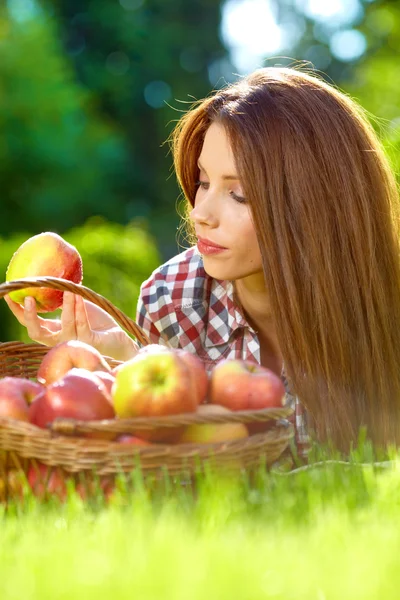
[0,340,286,446]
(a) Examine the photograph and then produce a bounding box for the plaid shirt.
[136,246,309,460]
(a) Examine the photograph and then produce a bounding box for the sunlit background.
[1,0,399,341]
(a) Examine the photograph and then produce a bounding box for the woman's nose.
[189,195,219,227]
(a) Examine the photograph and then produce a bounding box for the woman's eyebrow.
[197,160,239,180]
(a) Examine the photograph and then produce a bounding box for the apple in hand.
[0,377,44,421]
[209,359,285,410]
[6,232,83,312]
[176,404,249,444]
[112,349,199,442]
[37,340,112,385]
[29,368,115,437]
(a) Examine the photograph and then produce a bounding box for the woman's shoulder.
[140,246,211,307]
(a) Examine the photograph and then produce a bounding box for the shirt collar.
[204,277,253,348]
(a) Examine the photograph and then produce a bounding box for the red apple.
[209,359,285,412]
[37,340,112,385]
[115,434,153,446]
[6,232,83,312]
[29,368,115,438]
[176,404,249,444]
[174,349,209,404]
[112,349,199,442]
[0,377,44,421]
[92,370,115,397]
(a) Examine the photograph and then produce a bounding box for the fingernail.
[24,297,32,310]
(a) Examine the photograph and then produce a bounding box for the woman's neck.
[233,275,272,331]
[233,276,283,368]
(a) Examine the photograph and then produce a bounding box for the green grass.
[2,443,400,600]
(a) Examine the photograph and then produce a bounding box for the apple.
[173,349,209,404]
[139,345,209,404]
[209,359,285,410]
[37,340,112,385]
[176,404,249,444]
[29,368,115,437]
[92,370,115,396]
[0,377,44,421]
[112,349,199,442]
[6,231,83,312]
[112,350,198,418]
[209,359,286,436]
[115,434,153,446]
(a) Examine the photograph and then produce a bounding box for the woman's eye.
[195,180,209,191]
[229,190,247,204]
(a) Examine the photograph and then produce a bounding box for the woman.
[6,67,400,454]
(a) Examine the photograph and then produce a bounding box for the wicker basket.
[0,277,294,501]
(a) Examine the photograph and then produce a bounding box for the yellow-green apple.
[176,404,249,444]
[138,345,209,403]
[174,349,209,404]
[112,349,199,442]
[37,340,112,385]
[0,377,44,421]
[29,368,115,438]
[6,232,83,312]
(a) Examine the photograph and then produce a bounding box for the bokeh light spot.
[105,52,130,76]
[144,81,172,109]
[330,29,367,62]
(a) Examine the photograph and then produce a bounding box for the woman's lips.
[197,237,227,255]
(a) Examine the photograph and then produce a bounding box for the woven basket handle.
[0,277,151,347]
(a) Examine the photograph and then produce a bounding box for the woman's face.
[190,122,263,282]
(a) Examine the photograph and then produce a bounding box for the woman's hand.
[4,292,139,362]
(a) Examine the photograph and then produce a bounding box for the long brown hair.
[171,66,400,453]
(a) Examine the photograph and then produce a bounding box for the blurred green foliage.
[0,217,161,343]
[0,8,130,234]
[0,0,227,258]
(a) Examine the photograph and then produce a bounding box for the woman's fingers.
[74,295,94,343]
[60,292,78,340]
[23,296,55,344]
[5,294,62,338]
[4,295,28,326]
